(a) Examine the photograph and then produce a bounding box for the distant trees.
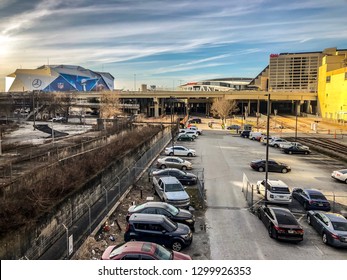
[210,98,239,125]
[99,91,122,119]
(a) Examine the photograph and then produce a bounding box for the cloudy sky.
[1,0,347,90]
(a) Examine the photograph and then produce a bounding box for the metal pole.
[295,114,298,141]
[32,92,36,130]
[265,94,270,202]
[171,96,174,155]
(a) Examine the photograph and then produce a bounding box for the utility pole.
[265,94,271,203]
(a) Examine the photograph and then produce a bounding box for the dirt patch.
[72,172,210,260]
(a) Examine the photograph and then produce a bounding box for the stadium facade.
[179,77,253,91]
[5,65,114,92]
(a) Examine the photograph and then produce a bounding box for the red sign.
[270,54,279,58]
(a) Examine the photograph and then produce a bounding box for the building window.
[326,76,331,83]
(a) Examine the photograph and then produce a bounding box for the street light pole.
[265,94,271,202]
[170,96,174,155]
[32,91,36,130]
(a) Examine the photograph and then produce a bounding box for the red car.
[101,241,192,260]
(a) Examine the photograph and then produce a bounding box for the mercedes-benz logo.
[32,79,42,88]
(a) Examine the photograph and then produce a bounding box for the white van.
[256,179,292,204]
[249,131,265,141]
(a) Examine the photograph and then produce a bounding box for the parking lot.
[189,129,347,259]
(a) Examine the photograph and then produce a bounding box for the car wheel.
[160,164,166,169]
[169,152,174,156]
[304,151,309,155]
[129,237,137,242]
[281,168,288,173]
[307,215,311,225]
[171,240,183,251]
[268,225,273,238]
[322,233,328,245]
[182,166,187,171]
[274,144,279,148]
[258,167,264,172]
[345,179,347,184]
[187,153,192,157]
[269,226,278,239]
[288,151,293,154]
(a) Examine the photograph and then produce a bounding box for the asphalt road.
[183,130,347,260]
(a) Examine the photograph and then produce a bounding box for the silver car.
[307,211,347,248]
[156,156,192,170]
[164,146,196,157]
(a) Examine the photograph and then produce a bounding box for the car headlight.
[185,219,194,223]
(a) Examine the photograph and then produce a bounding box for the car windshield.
[339,170,347,174]
[154,244,172,260]
[166,203,179,215]
[332,222,347,231]
[133,204,147,211]
[163,218,178,231]
[109,243,126,258]
[165,183,184,192]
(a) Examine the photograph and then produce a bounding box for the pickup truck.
[152,176,190,209]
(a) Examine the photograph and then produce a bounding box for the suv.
[240,130,251,138]
[188,118,202,124]
[256,179,292,204]
[153,176,190,208]
[124,214,193,251]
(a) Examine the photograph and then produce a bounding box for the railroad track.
[285,137,347,161]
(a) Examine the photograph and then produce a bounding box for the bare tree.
[210,98,239,125]
[100,91,122,119]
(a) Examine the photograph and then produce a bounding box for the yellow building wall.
[318,65,347,121]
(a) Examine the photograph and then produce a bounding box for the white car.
[178,130,199,139]
[256,179,292,204]
[185,126,202,135]
[269,138,289,148]
[279,141,309,150]
[331,169,347,184]
[164,146,196,157]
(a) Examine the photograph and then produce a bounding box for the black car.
[307,211,347,248]
[188,118,201,124]
[240,130,251,138]
[292,188,331,211]
[151,168,197,185]
[282,146,310,155]
[126,201,195,230]
[257,205,304,242]
[227,125,241,131]
[177,134,194,142]
[250,159,291,173]
[124,213,193,251]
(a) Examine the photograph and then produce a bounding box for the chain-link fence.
[19,131,172,260]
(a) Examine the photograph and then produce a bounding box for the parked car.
[269,138,289,148]
[151,168,198,185]
[188,118,202,124]
[181,126,202,135]
[282,145,310,155]
[101,241,192,260]
[164,146,196,157]
[152,176,190,208]
[257,205,304,242]
[240,130,251,138]
[279,142,309,150]
[307,211,347,248]
[260,135,275,144]
[178,130,198,139]
[177,134,194,142]
[49,116,67,122]
[124,213,193,251]
[331,169,347,184]
[250,159,291,173]
[156,156,192,170]
[256,179,292,204]
[227,125,241,131]
[292,188,331,211]
[126,201,195,230]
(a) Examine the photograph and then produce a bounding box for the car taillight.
[331,233,339,240]
[274,226,286,233]
[296,229,304,235]
[308,200,313,205]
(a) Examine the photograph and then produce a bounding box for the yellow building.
[318,48,347,122]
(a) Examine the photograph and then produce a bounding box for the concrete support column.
[305,100,311,114]
[153,97,159,117]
